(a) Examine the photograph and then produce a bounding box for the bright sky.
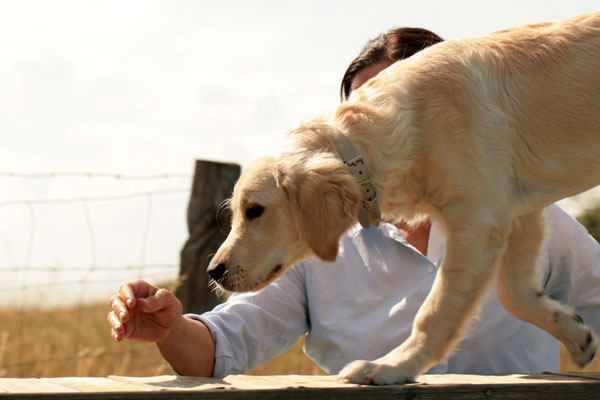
[0,1,598,306]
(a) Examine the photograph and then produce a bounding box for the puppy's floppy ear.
[278,155,362,262]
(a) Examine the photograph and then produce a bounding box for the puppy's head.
[208,125,362,292]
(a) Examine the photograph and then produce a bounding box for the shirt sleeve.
[542,204,600,334]
[185,264,310,377]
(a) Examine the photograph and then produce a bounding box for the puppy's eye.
[245,204,265,220]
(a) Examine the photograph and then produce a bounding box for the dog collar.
[331,131,381,229]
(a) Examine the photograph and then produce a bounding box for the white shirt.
[192,204,600,377]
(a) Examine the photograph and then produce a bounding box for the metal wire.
[0,171,191,180]
[1,170,597,377]
[0,187,190,207]
[0,171,188,377]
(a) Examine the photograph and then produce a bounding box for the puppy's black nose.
[207,262,227,281]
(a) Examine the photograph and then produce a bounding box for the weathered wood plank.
[0,379,77,394]
[40,377,155,392]
[1,373,600,399]
[542,371,600,381]
[175,160,240,314]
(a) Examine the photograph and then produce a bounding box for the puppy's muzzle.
[207,262,227,282]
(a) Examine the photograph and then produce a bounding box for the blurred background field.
[0,169,598,379]
[0,300,597,378]
[0,303,324,378]
[2,177,598,378]
[0,157,598,380]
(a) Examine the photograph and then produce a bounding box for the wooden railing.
[1,372,600,399]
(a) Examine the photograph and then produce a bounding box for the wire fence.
[0,171,193,378]
[0,171,598,378]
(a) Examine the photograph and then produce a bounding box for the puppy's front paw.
[338,360,378,385]
[338,360,415,385]
[568,325,599,368]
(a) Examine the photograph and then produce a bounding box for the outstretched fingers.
[107,309,125,342]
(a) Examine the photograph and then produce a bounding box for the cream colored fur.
[209,13,600,384]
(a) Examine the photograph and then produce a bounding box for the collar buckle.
[331,132,381,229]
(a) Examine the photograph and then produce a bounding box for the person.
[107,27,600,377]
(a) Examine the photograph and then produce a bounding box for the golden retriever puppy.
[209,13,600,384]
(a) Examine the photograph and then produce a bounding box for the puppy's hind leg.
[496,210,598,368]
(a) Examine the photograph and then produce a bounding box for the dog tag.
[357,208,372,229]
[370,204,381,227]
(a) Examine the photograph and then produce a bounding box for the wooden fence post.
[175,160,240,314]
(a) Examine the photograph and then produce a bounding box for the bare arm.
[156,315,215,376]
[108,280,215,376]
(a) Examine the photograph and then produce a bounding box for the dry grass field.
[0,304,171,378]
[0,303,323,378]
[0,302,596,378]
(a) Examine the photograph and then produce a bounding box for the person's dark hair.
[340,27,444,101]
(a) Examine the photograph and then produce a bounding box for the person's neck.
[394,219,431,256]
